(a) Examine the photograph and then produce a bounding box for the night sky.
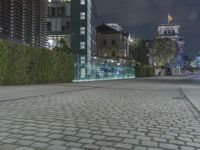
[94,0,200,59]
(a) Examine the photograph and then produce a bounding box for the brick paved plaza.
[0,78,200,150]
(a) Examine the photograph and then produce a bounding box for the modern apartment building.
[96,23,130,59]
[47,0,71,48]
[47,0,97,61]
[71,0,97,66]
[47,0,97,78]
[0,0,48,47]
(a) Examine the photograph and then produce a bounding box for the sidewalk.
[181,84,200,112]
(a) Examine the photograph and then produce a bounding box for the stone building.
[0,0,48,47]
[157,18,185,67]
[96,23,130,60]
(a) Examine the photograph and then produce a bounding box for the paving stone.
[79,138,95,144]
[48,134,64,139]
[0,144,18,150]
[124,138,139,144]
[169,139,185,145]
[63,136,80,142]
[68,148,85,150]
[46,145,66,150]
[17,140,34,146]
[66,142,82,147]
[148,148,165,150]
[35,137,51,142]
[63,131,76,136]
[141,141,158,147]
[1,138,18,144]
[101,147,116,150]
[77,133,91,138]
[181,146,195,150]
[152,137,167,143]
[114,143,132,149]
[105,137,121,142]
[187,142,200,148]
[159,143,178,150]
[31,142,48,148]
[178,137,192,142]
[0,132,10,137]
[83,144,99,149]
[130,131,145,136]
[118,133,134,138]
[21,136,35,140]
[136,136,151,141]
[15,147,36,150]
[50,140,66,145]
[96,141,113,146]
[92,135,105,140]
[134,146,147,150]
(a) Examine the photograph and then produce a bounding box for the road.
[0,77,200,150]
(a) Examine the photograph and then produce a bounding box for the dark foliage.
[0,40,74,85]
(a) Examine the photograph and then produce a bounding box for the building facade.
[96,23,130,60]
[158,23,185,67]
[158,24,181,40]
[71,0,97,66]
[0,0,48,47]
[47,0,97,78]
[71,0,97,79]
[47,0,71,48]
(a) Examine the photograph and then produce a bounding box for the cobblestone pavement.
[0,79,200,150]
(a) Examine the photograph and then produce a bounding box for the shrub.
[0,40,74,85]
[135,67,155,77]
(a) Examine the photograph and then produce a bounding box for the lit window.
[80,42,85,49]
[80,27,86,35]
[80,56,86,64]
[80,0,85,5]
[80,12,85,20]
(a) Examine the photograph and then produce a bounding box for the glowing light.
[168,13,173,24]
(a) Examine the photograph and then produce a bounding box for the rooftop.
[97,23,129,37]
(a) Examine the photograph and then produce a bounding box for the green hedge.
[135,67,155,77]
[0,40,74,85]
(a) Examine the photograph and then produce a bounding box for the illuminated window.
[80,0,85,5]
[81,56,86,64]
[80,27,86,35]
[80,41,85,49]
[80,12,85,20]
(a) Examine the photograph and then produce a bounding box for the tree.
[149,39,178,67]
[53,38,73,55]
[129,39,149,66]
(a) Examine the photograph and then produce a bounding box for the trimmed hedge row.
[135,67,155,77]
[0,40,74,85]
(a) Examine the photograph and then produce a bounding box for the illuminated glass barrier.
[74,57,135,81]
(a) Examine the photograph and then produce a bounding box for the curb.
[180,87,200,114]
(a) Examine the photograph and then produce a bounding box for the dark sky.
[94,0,200,59]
